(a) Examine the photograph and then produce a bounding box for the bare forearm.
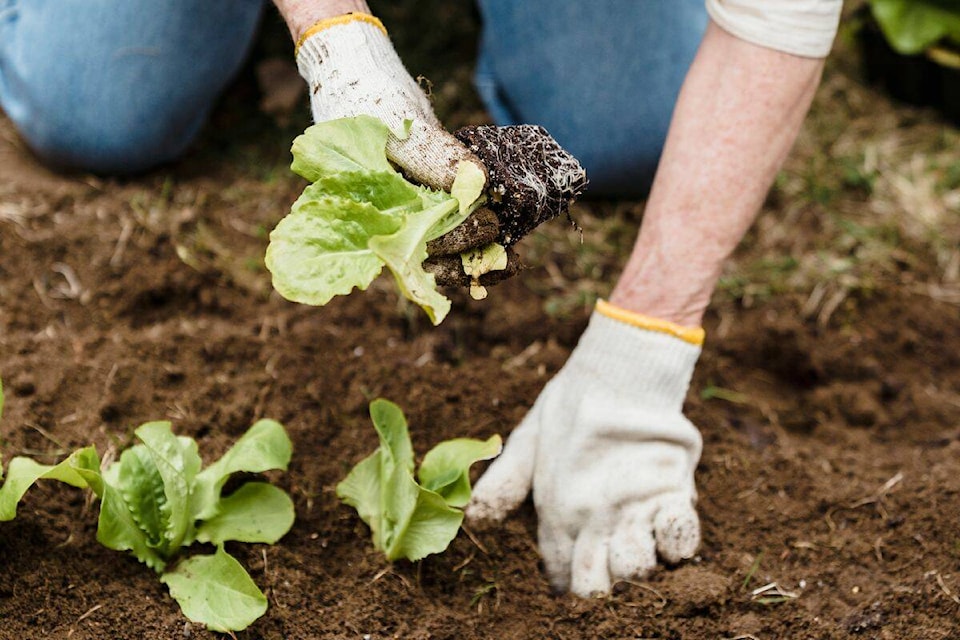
[272,0,371,42]
[610,21,825,327]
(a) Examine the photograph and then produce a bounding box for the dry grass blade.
[826,471,904,531]
[750,582,799,604]
[76,604,103,623]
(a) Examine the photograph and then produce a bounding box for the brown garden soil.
[2,4,960,640]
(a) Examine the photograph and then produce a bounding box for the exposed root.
[455,124,588,246]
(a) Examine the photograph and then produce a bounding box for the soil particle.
[658,566,731,612]
[842,601,884,633]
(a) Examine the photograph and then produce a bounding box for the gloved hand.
[296,12,516,286]
[467,300,704,596]
[296,13,481,191]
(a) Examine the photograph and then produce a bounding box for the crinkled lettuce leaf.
[266,115,485,325]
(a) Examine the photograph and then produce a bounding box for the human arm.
[272,0,481,190]
[271,1,512,281]
[468,14,838,596]
[610,20,826,327]
[272,0,371,43]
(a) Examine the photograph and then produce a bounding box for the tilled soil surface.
[3,10,960,640]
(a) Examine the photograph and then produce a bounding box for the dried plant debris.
[454,125,589,246]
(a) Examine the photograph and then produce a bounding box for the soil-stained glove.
[467,300,705,596]
[295,13,483,192]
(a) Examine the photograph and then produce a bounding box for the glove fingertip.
[465,470,530,523]
[569,532,612,598]
[654,502,701,564]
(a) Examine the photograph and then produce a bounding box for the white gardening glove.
[467,300,704,597]
[296,13,482,191]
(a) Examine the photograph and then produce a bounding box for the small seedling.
[0,415,295,634]
[337,399,500,561]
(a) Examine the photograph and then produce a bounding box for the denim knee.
[11,89,211,175]
[476,0,708,197]
[0,0,263,174]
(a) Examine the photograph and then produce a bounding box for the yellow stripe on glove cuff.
[295,12,388,56]
[596,299,705,347]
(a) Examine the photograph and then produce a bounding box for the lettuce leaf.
[192,418,293,522]
[195,482,295,545]
[0,447,98,521]
[160,546,267,633]
[0,377,4,482]
[266,115,485,325]
[418,435,502,508]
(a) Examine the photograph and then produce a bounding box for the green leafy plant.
[265,115,486,325]
[0,417,295,634]
[337,399,501,561]
[869,0,960,55]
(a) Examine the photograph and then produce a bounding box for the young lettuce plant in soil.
[0,411,295,634]
[337,399,501,561]
[265,115,488,325]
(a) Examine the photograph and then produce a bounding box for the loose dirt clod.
[426,207,500,257]
[454,124,588,245]
[424,247,522,288]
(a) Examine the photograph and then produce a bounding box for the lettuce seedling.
[0,418,295,634]
[337,399,501,561]
[265,115,486,325]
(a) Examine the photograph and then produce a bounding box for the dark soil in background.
[2,3,960,639]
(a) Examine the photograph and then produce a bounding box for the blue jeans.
[0,0,263,174]
[476,0,708,196]
[0,1,705,187]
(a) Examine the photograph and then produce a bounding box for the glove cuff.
[574,300,703,411]
[296,15,396,85]
[294,12,387,57]
[595,299,704,346]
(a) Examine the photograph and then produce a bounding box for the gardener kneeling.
[0,0,843,596]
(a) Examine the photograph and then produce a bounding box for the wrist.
[595,299,704,346]
[573,301,703,411]
[609,253,718,328]
[278,0,373,45]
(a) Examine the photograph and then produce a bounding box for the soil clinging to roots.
[455,124,589,245]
